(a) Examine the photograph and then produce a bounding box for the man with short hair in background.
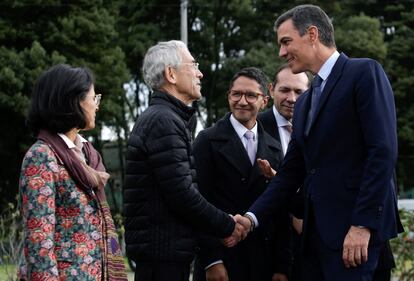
[258,64,310,281]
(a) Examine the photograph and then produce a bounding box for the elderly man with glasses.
[124,40,244,281]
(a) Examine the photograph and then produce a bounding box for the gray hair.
[142,40,188,90]
[274,5,336,48]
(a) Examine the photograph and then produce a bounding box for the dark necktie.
[305,75,323,135]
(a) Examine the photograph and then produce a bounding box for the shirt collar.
[57,133,88,149]
[317,50,340,81]
[229,114,258,140]
[272,106,291,128]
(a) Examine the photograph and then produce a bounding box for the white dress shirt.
[229,114,258,155]
[58,133,88,162]
[272,106,292,156]
[317,50,340,92]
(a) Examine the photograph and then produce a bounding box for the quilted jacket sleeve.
[130,110,235,238]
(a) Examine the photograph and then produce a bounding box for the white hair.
[142,40,188,90]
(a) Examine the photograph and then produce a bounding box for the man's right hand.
[222,215,249,247]
[257,158,277,178]
[206,263,229,281]
[234,214,252,232]
[222,214,253,247]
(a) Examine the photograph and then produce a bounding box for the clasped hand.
[221,215,252,247]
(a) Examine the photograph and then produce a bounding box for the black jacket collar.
[150,90,196,122]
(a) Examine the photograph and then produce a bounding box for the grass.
[0,263,16,281]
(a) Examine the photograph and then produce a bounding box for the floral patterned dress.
[19,140,105,281]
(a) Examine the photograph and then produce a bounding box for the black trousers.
[134,261,191,281]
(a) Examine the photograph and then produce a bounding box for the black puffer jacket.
[124,91,235,263]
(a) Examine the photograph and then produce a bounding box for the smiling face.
[173,48,203,103]
[277,19,314,74]
[271,67,309,121]
[228,76,268,129]
[80,85,99,131]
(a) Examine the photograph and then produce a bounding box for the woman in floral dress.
[18,64,127,281]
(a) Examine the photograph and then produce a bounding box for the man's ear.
[261,96,270,110]
[307,25,319,44]
[267,83,275,99]
[164,65,177,84]
[267,82,273,93]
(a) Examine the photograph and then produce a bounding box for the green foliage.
[0,1,130,209]
[330,0,414,194]
[0,201,23,280]
[117,0,181,77]
[384,8,414,193]
[335,14,387,62]
[187,0,296,125]
[391,209,414,280]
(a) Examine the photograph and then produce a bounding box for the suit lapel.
[295,90,312,141]
[260,109,281,142]
[216,114,252,177]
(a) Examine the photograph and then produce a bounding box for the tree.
[386,8,414,196]
[0,0,130,209]
[335,14,387,62]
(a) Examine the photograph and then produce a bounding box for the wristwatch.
[243,213,255,233]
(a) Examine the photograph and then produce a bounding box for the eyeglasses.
[228,90,265,103]
[94,94,102,106]
[180,62,200,71]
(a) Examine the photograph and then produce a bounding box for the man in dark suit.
[259,64,309,158]
[233,5,403,281]
[261,64,397,281]
[258,65,310,281]
[193,67,291,281]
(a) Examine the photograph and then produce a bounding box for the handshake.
[222,214,254,247]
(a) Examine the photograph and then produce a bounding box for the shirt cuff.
[245,211,259,228]
[205,260,223,270]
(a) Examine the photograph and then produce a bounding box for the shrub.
[391,208,414,280]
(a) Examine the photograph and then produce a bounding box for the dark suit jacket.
[258,109,281,145]
[258,109,284,160]
[258,109,305,218]
[250,53,403,251]
[193,113,291,281]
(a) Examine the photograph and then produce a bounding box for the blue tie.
[305,75,323,135]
